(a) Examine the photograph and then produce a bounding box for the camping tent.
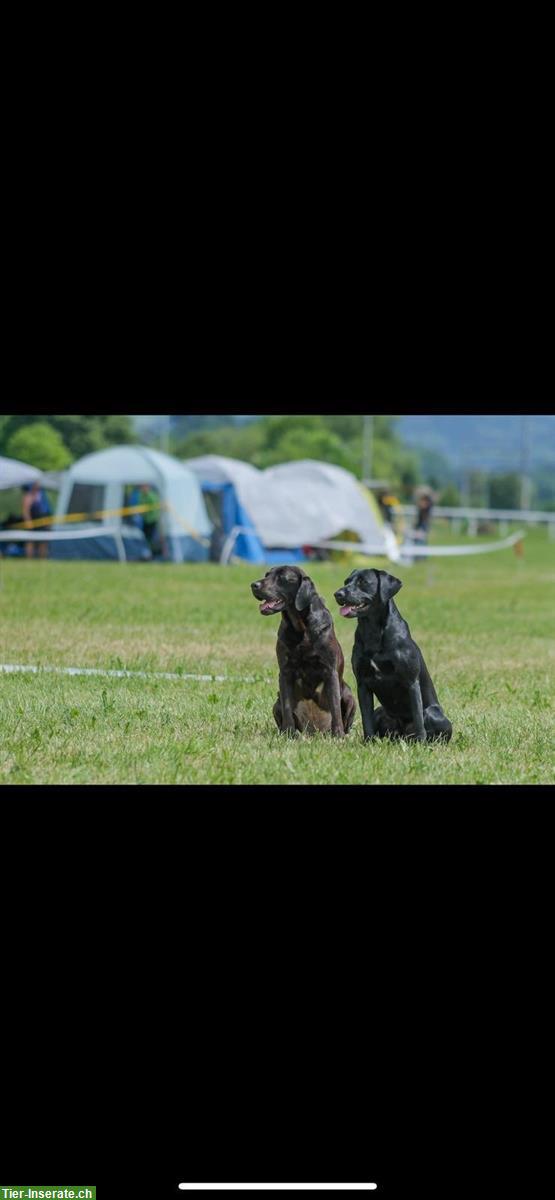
[260,460,397,553]
[0,457,66,557]
[181,455,269,562]
[51,445,212,561]
[0,455,64,491]
[184,455,395,562]
[0,454,43,489]
[183,455,307,563]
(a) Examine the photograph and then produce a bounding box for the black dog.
[251,565,356,736]
[334,568,452,743]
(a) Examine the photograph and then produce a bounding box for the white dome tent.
[0,455,64,491]
[184,455,397,562]
[258,459,398,554]
[52,445,212,562]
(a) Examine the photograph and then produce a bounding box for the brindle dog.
[251,565,356,736]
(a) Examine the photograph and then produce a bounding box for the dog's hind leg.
[341,684,357,734]
[274,694,304,733]
[273,695,283,730]
[373,707,403,739]
[407,679,427,742]
[424,703,453,742]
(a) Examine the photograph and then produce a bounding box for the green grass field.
[1,527,553,785]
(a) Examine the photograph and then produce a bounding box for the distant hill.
[131,413,554,504]
[397,415,555,473]
[132,414,256,441]
[134,414,554,470]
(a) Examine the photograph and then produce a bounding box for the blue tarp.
[201,480,305,563]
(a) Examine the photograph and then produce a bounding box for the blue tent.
[200,480,265,561]
[183,456,306,564]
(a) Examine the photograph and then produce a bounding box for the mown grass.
[0,526,553,785]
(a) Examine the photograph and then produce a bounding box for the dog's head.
[334,568,402,618]
[250,565,316,616]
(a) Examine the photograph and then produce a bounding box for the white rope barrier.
[0,525,128,562]
[0,663,274,684]
[304,530,526,559]
[303,538,401,558]
[397,529,526,557]
[1,524,526,563]
[0,525,122,540]
[218,527,527,564]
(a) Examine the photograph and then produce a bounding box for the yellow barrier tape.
[163,499,209,545]
[11,502,161,530]
[11,499,209,547]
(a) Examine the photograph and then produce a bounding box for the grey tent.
[52,445,213,561]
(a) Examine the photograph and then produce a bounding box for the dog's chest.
[286,636,323,679]
[295,677,325,697]
[355,648,396,682]
[294,694,332,732]
[369,655,395,677]
[282,629,330,705]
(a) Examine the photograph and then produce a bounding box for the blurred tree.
[6,422,72,471]
[532,465,555,510]
[489,473,522,509]
[0,414,136,460]
[176,419,267,462]
[175,413,420,493]
[438,483,461,506]
[398,461,420,499]
[468,470,488,507]
[413,446,455,490]
[251,416,352,470]
[325,414,397,442]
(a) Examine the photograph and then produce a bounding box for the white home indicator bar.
[178,1187,377,1192]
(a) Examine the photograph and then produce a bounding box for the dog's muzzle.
[335,589,367,618]
[251,581,285,615]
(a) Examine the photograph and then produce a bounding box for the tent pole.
[114,528,127,563]
[220,526,242,564]
[362,415,373,484]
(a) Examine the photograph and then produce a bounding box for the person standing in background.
[139,482,167,558]
[410,487,436,561]
[377,488,403,537]
[22,481,51,559]
[128,485,144,529]
[414,490,434,541]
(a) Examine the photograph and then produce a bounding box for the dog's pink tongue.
[340,604,354,617]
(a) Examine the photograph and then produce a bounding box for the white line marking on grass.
[0,663,273,685]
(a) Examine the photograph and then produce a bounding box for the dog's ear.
[378,571,402,601]
[295,574,315,610]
